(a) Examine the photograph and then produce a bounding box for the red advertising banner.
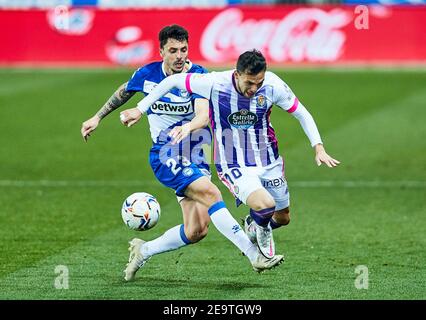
[0,6,425,66]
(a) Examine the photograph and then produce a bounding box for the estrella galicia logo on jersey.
[150,101,193,115]
[182,167,194,177]
[256,95,266,108]
[228,109,258,129]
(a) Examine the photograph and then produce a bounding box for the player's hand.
[81,115,100,142]
[169,123,191,145]
[120,108,142,127]
[314,144,340,168]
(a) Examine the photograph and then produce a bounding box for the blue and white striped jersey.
[125,61,208,146]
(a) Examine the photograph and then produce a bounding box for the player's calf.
[246,207,275,259]
[271,208,291,227]
[245,190,278,258]
[184,224,208,243]
[181,198,210,243]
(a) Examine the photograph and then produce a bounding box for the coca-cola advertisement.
[0,5,425,66]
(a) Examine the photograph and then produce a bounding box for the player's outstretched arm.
[271,72,341,168]
[314,144,341,168]
[81,82,135,141]
[169,98,210,144]
[135,74,188,114]
[287,101,340,168]
[136,73,212,114]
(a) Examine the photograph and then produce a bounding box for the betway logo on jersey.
[150,101,193,115]
[228,109,258,129]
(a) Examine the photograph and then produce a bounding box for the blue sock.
[250,207,275,227]
[179,224,192,244]
[269,218,283,230]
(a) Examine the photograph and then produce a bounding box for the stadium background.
[0,0,425,300]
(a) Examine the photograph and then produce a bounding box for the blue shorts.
[149,145,210,197]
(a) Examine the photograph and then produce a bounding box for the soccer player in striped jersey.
[83,27,283,280]
[121,49,340,261]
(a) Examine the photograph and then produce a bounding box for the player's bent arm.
[96,82,136,120]
[189,98,210,131]
[136,73,212,114]
[169,98,209,144]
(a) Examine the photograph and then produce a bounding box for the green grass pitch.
[0,67,425,300]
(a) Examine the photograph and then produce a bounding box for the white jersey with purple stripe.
[136,69,323,174]
[186,70,299,173]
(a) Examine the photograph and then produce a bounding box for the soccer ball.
[121,192,161,231]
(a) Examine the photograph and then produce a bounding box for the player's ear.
[234,70,240,80]
[159,47,164,59]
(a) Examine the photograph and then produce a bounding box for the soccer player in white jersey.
[120,49,340,261]
[82,28,283,281]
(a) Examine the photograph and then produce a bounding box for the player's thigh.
[218,167,264,206]
[184,176,223,208]
[260,158,290,211]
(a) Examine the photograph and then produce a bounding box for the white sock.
[208,201,258,263]
[140,224,191,259]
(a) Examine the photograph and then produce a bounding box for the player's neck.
[163,60,191,76]
[232,73,244,96]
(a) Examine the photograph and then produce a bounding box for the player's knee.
[252,195,276,211]
[201,183,222,204]
[185,225,208,243]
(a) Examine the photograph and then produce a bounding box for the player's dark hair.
[159,25,189,48]
[236,49,267,75]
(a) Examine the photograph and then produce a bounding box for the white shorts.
[218,157,290,211]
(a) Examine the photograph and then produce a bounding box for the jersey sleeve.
[268,72,299,113]
[190,65,209,100]
[185,73,214,100]
[136,73,214,114]
[290,101,323,147]
[267,72,322,146]
[125,67,149,92]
